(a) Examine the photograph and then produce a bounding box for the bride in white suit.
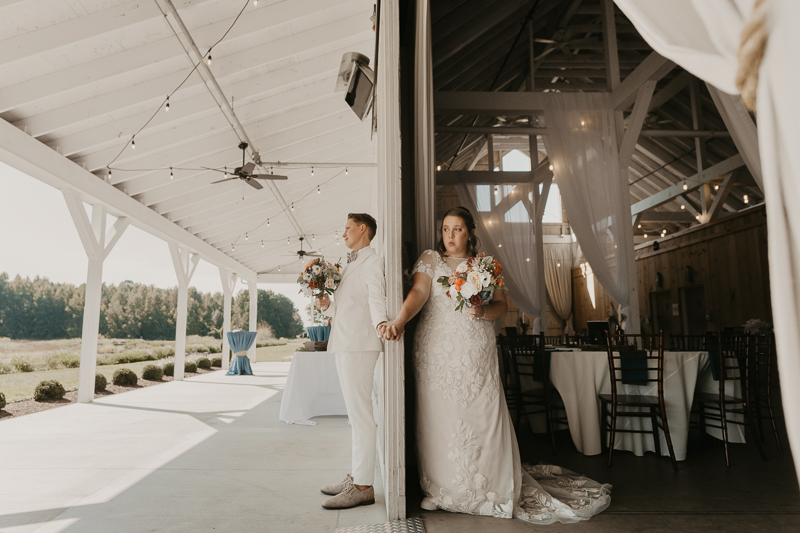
[315,213,388,510]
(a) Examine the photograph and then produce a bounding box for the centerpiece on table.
[298,257,342,351]
[437,253,505,312]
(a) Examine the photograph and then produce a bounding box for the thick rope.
[736,0,767,110]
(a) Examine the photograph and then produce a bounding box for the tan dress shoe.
[321,479,375,509]
[320,474,353,495]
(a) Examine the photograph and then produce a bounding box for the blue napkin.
[618,349,648,385]
[707,349,720,381]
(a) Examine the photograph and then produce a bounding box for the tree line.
[0,272,304,340]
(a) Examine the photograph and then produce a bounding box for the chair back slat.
[499,333,549,384]
[670,334,706,351]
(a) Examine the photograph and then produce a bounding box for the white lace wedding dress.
[412,250,612,525]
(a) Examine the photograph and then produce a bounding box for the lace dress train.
[412,250,611,525]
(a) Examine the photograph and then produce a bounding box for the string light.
[680,204,685,210]
[170,167,173,180]
[317,185,320,194]
[436,165,441,171]
[580,120,585,126]
[743,194,749,204]
[682,181,688,191]
[261,240,264,248]
[498,243,503,248]
[549,164,554,171]
[107,168,112,179]
[556,262,561,267]
[231,244,235,251]
[245,232,248,240]
[165,97,169,112]
[254,0,258,5]
[637,224,641,229]
[643,233,648,238]
[695,214,701,220]
[494,185,498,196]
[291,203,294,211]
[526,258,530,262]
[224,167,228,178]
[345,167,349,175]
[311,166,314,176]
[131,137,136,150]
[206,54,212,66]
[267,219,270,227]
[312,234,315,241]
[278,266,281,272]
[714,184,720,191]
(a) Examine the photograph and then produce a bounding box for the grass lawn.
[256,339,305,362]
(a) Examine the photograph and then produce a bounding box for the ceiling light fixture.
[165,97,169,112]
[206,54,212,66]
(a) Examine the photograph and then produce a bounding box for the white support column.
[62,189,128,403]
[248,279,258,363]
[169,243,199,382]
[219,267,238,368]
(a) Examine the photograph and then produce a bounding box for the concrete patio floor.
[0,362,387,533]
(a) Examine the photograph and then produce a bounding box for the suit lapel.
[340,247,374,285]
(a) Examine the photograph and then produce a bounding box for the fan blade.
[244,178,263,190]
[534,38,557,44]
[241,162,255,175]
[251,174,289,180]
[307,253,323,258]
[211,177,239,184]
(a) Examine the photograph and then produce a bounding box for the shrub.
[154,346,175,359]
[34,380,66,401]
[142,364,164,381]
[163,362,175,377]
[211,357,222,367]
[95,373,108,392]
[256,338,288,348]
[196,357,211,369]
[47,351,81,370]
[0,392,6,409]
[112,368,138,386]
[10,356,34,373]
[184,361,198,373]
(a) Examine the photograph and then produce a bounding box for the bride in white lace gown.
[381,207,611,525]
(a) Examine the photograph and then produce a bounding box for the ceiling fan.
[210,142,288,190]
[287,237,322,259]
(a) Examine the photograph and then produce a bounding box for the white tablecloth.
[549,350,744,461]
[279,352,347,425]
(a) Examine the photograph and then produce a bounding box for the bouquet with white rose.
[297,257,342,297]
[437,253,505,312]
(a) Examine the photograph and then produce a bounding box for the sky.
[0,161,314,326]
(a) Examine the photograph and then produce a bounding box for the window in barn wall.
[581,262,596,309]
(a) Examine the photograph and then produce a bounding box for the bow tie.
[347,250,359,264]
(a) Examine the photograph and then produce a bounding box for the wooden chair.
[750,333,782,451]
[694,333,767,466]
[670,334,706,351]
[599,331,678,471]
[544,334,562,345]
[498,333,567,454]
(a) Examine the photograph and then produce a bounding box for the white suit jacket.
[322,247,388,353]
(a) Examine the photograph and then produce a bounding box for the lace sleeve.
[413,250,437,280]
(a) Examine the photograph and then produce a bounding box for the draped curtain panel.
[706,83,764,192]
[414,0,436,253]
[544,244,574,336]
[615,0,800,482]
[542,92,632,320]
[457,183,544,328]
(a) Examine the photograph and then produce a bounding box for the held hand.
[383,319,406,342]
[315,294,330,311]
[467,305,487,320]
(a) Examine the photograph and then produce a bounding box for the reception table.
[279,352,347,425]
[546,349,744,461]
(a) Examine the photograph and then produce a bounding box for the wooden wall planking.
[572,206,771,334]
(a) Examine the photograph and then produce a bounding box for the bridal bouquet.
[297,257,342,297]
[437,253,505,312]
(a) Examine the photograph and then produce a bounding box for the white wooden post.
[169,243,199,381]
[377,0,405,519]
[62,190,128,403]
[248,279,258,363]
[219,267,237,368]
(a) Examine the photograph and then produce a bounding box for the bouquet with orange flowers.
[297,257,342,297]
[437,253,505,312]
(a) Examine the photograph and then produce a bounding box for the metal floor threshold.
[336,517,425,533]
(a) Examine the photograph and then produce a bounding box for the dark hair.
[436,206,480,257]
[347,213,377,241]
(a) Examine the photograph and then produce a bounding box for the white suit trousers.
[335,351,380,486]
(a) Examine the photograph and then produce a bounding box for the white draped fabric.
[615,0,800,482]
[457,183,544,330]
[706,83,764,192]
[541,92,634,325]
[414,0,436,253]
[543,244,574,336]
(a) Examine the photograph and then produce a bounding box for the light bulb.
[695,214,700,220]
[224,167,228,178]
[267,219,270,227]
[743,194,749,204]
[254,0,258,5]
[311,166,314,176]
[643,234,648,238]
[206,54,212,66]
[131,138,136,149]
[549,164,554,171]
[231,244,235,251]
[637,224,641,229]
[436,165,441,171]
[312,234,315,241]
[170,167,173,180]
[261,240,264,248]
[714,184,720,191]
[165,97,169,112]
[494,185,498,195]
[526,258,530,262]
[291,203,294,211]
[683,182,688,190]
[345,167,348,175]
[287,237,290,244]
[278,266,281,272]
[498,243,503,248]
[680,204,685,210]
[317,186,320,194]
[245,233,248,240]
[108,168,112,179]
[581,120,585,126]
